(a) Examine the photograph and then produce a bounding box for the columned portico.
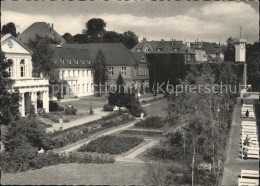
[1,34,50,117]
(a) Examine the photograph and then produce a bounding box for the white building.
[1,34,50,117]
[52,46,94,98]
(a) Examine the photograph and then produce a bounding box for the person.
[245,110,249,118]
[68,103,72,108]
[244,135,251,146]
[64,105,67,111]
[243,147,248,160]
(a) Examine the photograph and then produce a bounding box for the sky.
[1,0,259,44]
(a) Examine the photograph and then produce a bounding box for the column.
[43,91,49,113]
[243,63,247,89]
[20,93,25,117]
[31,92,37,114]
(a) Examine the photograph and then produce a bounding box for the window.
[7,66,13,77]
[76,59,78,64]
[144,45,151,52]
[108,67,114,76]
[69,59,72,64]
[87,70,89,76]
[68,70,71,76]
[86,84,89,92]
[62,58,65,63]
[78,70,80,76]
[91,83,94,91]
[78,84,80,94]
[136,48,141,52]
[73,70,76,77]
[91,70,94,76]
[139,68,141,76]
[83,84,85,93]
[20,59,25,77]
[157,48,163,52]
[187,54,190,60]
[121,67,126,75]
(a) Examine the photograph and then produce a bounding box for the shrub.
[1,149,115,173]
[65,107,77,115]
[49,101,60,112]
[103,104,114,111]
[144,146,183,160]
[135,116,164,128]
[120,130,162,137]
[78,135,143,154]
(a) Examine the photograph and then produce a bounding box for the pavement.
[46,107,111,133]
[221,99,259,185]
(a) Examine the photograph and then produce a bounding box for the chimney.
[171,38,173,46]
[52,23,54,30]
[142,37,147,42]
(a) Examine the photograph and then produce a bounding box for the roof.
[131,39,195,54]
[61,43,137,66]
[17,22,66,44]
[190,42,222,54]
[51,46,92,68]
[1,34,33,54]
[131,52,148,64]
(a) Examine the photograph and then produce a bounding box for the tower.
[234,38,247,96]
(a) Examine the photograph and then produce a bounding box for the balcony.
[12,77,49,88]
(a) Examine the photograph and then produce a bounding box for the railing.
[13,78,49,87]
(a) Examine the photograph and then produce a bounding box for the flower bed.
[48,111,134,149]
[134,116,164,129]
[78,135,144,154]
[120,130,162,137]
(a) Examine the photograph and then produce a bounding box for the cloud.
[1,1,258,43]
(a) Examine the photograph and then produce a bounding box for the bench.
[241,170,259,178]
[238,178,259,186]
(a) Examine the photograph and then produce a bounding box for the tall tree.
[224,37,235,62]
[0,50,20,151]
[93,50,108,96]
[28,35,62,98]
[122,31,139,49]
[2,22,17,37]
[103,31,123,43]
[62,33,73,43]
[85,18,106,42]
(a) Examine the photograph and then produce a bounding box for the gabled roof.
[131,52,148,64]
[190,42,222,54]
[131,39,194,54]
[61,43,137,66]
[17,22,66,44]
[51,46,92,68]
[1,34,33,54]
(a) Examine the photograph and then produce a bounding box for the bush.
[144,146,183,160]
[65,107,77,115]
[78,135,143,154]
[135,116,164,128]
[103,104,114,111]
[49,101,60,112]
[1,149,115,173]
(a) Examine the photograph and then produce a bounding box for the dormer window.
[62,58,65,63]
[157,48,163,52]
[69,59,72,64]
[144,45,151,52]
[76,59,78,64]
[88,60,91,64]
[173,49,178,52]
[136,48,141,52]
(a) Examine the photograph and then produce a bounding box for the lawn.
[120,130,162,138]
[2,162,147,185]
[78,135,143,154]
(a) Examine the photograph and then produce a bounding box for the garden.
[48,111,135,149]
[120,130,162,138]
[134,116,165,129]
[77,135,144,154]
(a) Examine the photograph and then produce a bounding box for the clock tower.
[234,38,246,63]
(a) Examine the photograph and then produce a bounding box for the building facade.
[62,43,149,89]
[1,34,50,117]
[131,38,196,63]
[52,46,94,98]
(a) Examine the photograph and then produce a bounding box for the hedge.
[78,135,144,154]
[1,150,114,173]
[135,116,164,129]
[120,130,162,137]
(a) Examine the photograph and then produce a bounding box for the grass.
[78,135,143,154]
[1,162,147,185]
[120,130,162,138]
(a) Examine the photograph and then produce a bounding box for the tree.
[62,33,73,43]
[2,22,17,37]
[103,31,123,43]
[85,18,106,42]
[93,50,108,96]
[28,35,65,98]
[224,37,235,62]
[122,31,139,49]
[0,50,20,125]
[73,34,89,44]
